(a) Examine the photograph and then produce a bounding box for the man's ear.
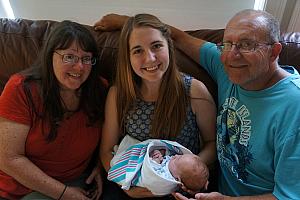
[204,180,209,190]
[270,42,282,62]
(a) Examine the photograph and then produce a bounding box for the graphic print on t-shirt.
[217,97,254,183]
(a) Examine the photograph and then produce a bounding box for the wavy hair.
[115,14,188,139]
[21,20,106,141]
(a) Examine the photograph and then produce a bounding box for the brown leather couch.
[0,18,300,193]
[1,18,300,99]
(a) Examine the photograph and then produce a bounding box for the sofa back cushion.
[1,19,300,97]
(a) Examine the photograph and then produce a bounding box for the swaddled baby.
[150,149,209,192]
[108,135,209,195]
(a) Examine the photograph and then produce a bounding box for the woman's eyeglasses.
[54,51,96,65]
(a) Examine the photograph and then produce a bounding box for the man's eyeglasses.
[54,51,96,66]
[216,40,274,53]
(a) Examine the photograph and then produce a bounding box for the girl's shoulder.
[190,78,215,107]
[107,85,118,97]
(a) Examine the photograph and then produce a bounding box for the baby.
[108,136,208,195]
[150,149,209,192]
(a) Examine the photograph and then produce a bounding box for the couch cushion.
[0,19,56,94]
[1,19,300,97]
[280,32,300,71]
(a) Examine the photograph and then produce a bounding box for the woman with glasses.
[0,21,106,200]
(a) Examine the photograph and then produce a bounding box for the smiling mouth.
[146,66,158,71]
[68,72,81,77]
[143,64,159,71]
[229,64,248,68]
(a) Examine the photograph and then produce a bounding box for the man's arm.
[173,192,276,200]
[168,25,207,65]
[94,13,129,32]
[94,14,207,65]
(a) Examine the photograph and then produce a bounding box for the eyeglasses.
[217,40,274,53]
[54,51,96,66]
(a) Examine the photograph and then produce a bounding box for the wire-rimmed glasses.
[54,51,96,66]
[217,40,274,53]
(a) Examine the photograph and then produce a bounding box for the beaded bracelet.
[57,185,67,200]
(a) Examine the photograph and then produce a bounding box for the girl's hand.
[123,186,154,198]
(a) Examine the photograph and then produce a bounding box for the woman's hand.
[94,13,129,31]
[123,186,154,198]
[85,166,103,200]
[62,186,91,200]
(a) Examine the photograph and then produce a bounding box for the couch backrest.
[1,18,300,99]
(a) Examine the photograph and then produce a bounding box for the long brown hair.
[115,14,188,139]
[21,21,106,141]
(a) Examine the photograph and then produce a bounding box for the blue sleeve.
[199,42,226,84]
[273,129,300,199]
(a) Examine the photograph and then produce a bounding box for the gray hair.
[232,9,280,43]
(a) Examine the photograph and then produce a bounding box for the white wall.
[3,0,255,30]
[0,6,5,17]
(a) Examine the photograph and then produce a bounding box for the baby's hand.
[152,150,161,158]
[151,150,164,163]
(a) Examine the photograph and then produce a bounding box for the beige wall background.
[2,0,255,30]
[1,0,299,31]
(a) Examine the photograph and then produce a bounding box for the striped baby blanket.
[108,135,192,195]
